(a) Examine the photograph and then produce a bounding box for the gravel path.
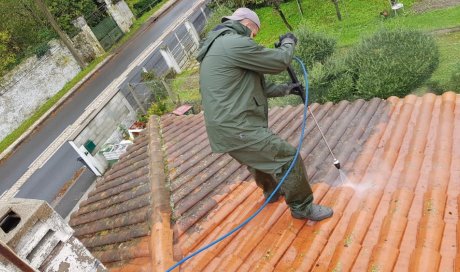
[412,0,460,13]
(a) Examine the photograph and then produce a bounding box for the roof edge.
[147,115,174,270]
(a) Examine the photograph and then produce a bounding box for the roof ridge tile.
[147,115,173,271]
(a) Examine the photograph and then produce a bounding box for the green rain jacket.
[196,20,295,153]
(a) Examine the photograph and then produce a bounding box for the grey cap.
[222,7,261,29]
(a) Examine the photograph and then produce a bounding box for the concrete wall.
[0,198,106,271]
[74,92,136,153]
[0,40,81,141]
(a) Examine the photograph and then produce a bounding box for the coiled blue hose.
[166,56,309,271]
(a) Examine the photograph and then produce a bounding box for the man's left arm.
[264,81,288,97]
[263,78,301,98]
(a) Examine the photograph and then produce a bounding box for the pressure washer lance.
[275,40,341,171]
[290,71,342,172]
[308,107,341,170]
[290,67,341,170]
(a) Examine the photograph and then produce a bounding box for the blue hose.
[166,56,309,272]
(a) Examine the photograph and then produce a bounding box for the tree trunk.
[273,4,293,31]
[34,0,86,68]
[332,0,342,21]
[296,0,304,16]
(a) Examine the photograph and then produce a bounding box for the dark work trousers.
[228,134,313,212]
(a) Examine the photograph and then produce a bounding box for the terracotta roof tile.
[69,118,171,270]
[70,92,459,271]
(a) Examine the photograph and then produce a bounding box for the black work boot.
[291,203,333,221]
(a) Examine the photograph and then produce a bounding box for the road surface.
[0,0,208,216]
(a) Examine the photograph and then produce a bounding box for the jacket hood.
[196,20,252,62]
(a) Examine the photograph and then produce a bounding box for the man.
[196,8,333,221]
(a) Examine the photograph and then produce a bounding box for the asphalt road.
[0,0,206,213]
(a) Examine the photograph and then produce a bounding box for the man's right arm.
[225,36,295,75]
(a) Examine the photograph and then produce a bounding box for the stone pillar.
[71,17,105,62]
[160,46,181,74]
[104,0,135,33]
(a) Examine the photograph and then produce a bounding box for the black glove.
[284,82,303,96]
[279,33,298,46]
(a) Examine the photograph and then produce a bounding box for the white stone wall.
[0,40,81,141]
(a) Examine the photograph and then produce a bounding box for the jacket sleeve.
[264,80,289,98]
[225,36,294,74]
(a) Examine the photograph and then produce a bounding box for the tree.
[0,31,17,78]
[0,0,50,55]
[295,0,304,16]
[212,0,294,30]
[35,0,86,68]
[269,0,293,31]
[331,0,342,21]
[45,0,100,35]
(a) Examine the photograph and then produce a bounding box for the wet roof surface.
[71,92,460,271]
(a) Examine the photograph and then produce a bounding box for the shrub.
[34,42,51,58]
[344,29,439,100]
[425,80,445,95]
[140,70,168,100]
[308,58,355,103]
[0,31,16,77]
[446,63,460,92]
[211,0,269,9]
[133,0,160,17]
[294,26,337,70]
[146,100,169,116]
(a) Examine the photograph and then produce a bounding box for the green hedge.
[347,29,439,99]
[315,29,439,102]
[294,26,336,70]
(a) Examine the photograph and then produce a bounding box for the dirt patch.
[430,26,460,35]
[412,0,460,13]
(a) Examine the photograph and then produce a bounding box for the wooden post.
[128,84,147,114]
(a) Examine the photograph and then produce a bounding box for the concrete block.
[0,198,106,271]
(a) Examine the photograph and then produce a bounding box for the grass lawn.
[431,31,460,84]
[170,68,200,104]
[256,1,460,47]
[0,0,170,155]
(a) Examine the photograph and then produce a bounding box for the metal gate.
[90,16,124,50]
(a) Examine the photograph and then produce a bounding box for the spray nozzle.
[333,159,341,170]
